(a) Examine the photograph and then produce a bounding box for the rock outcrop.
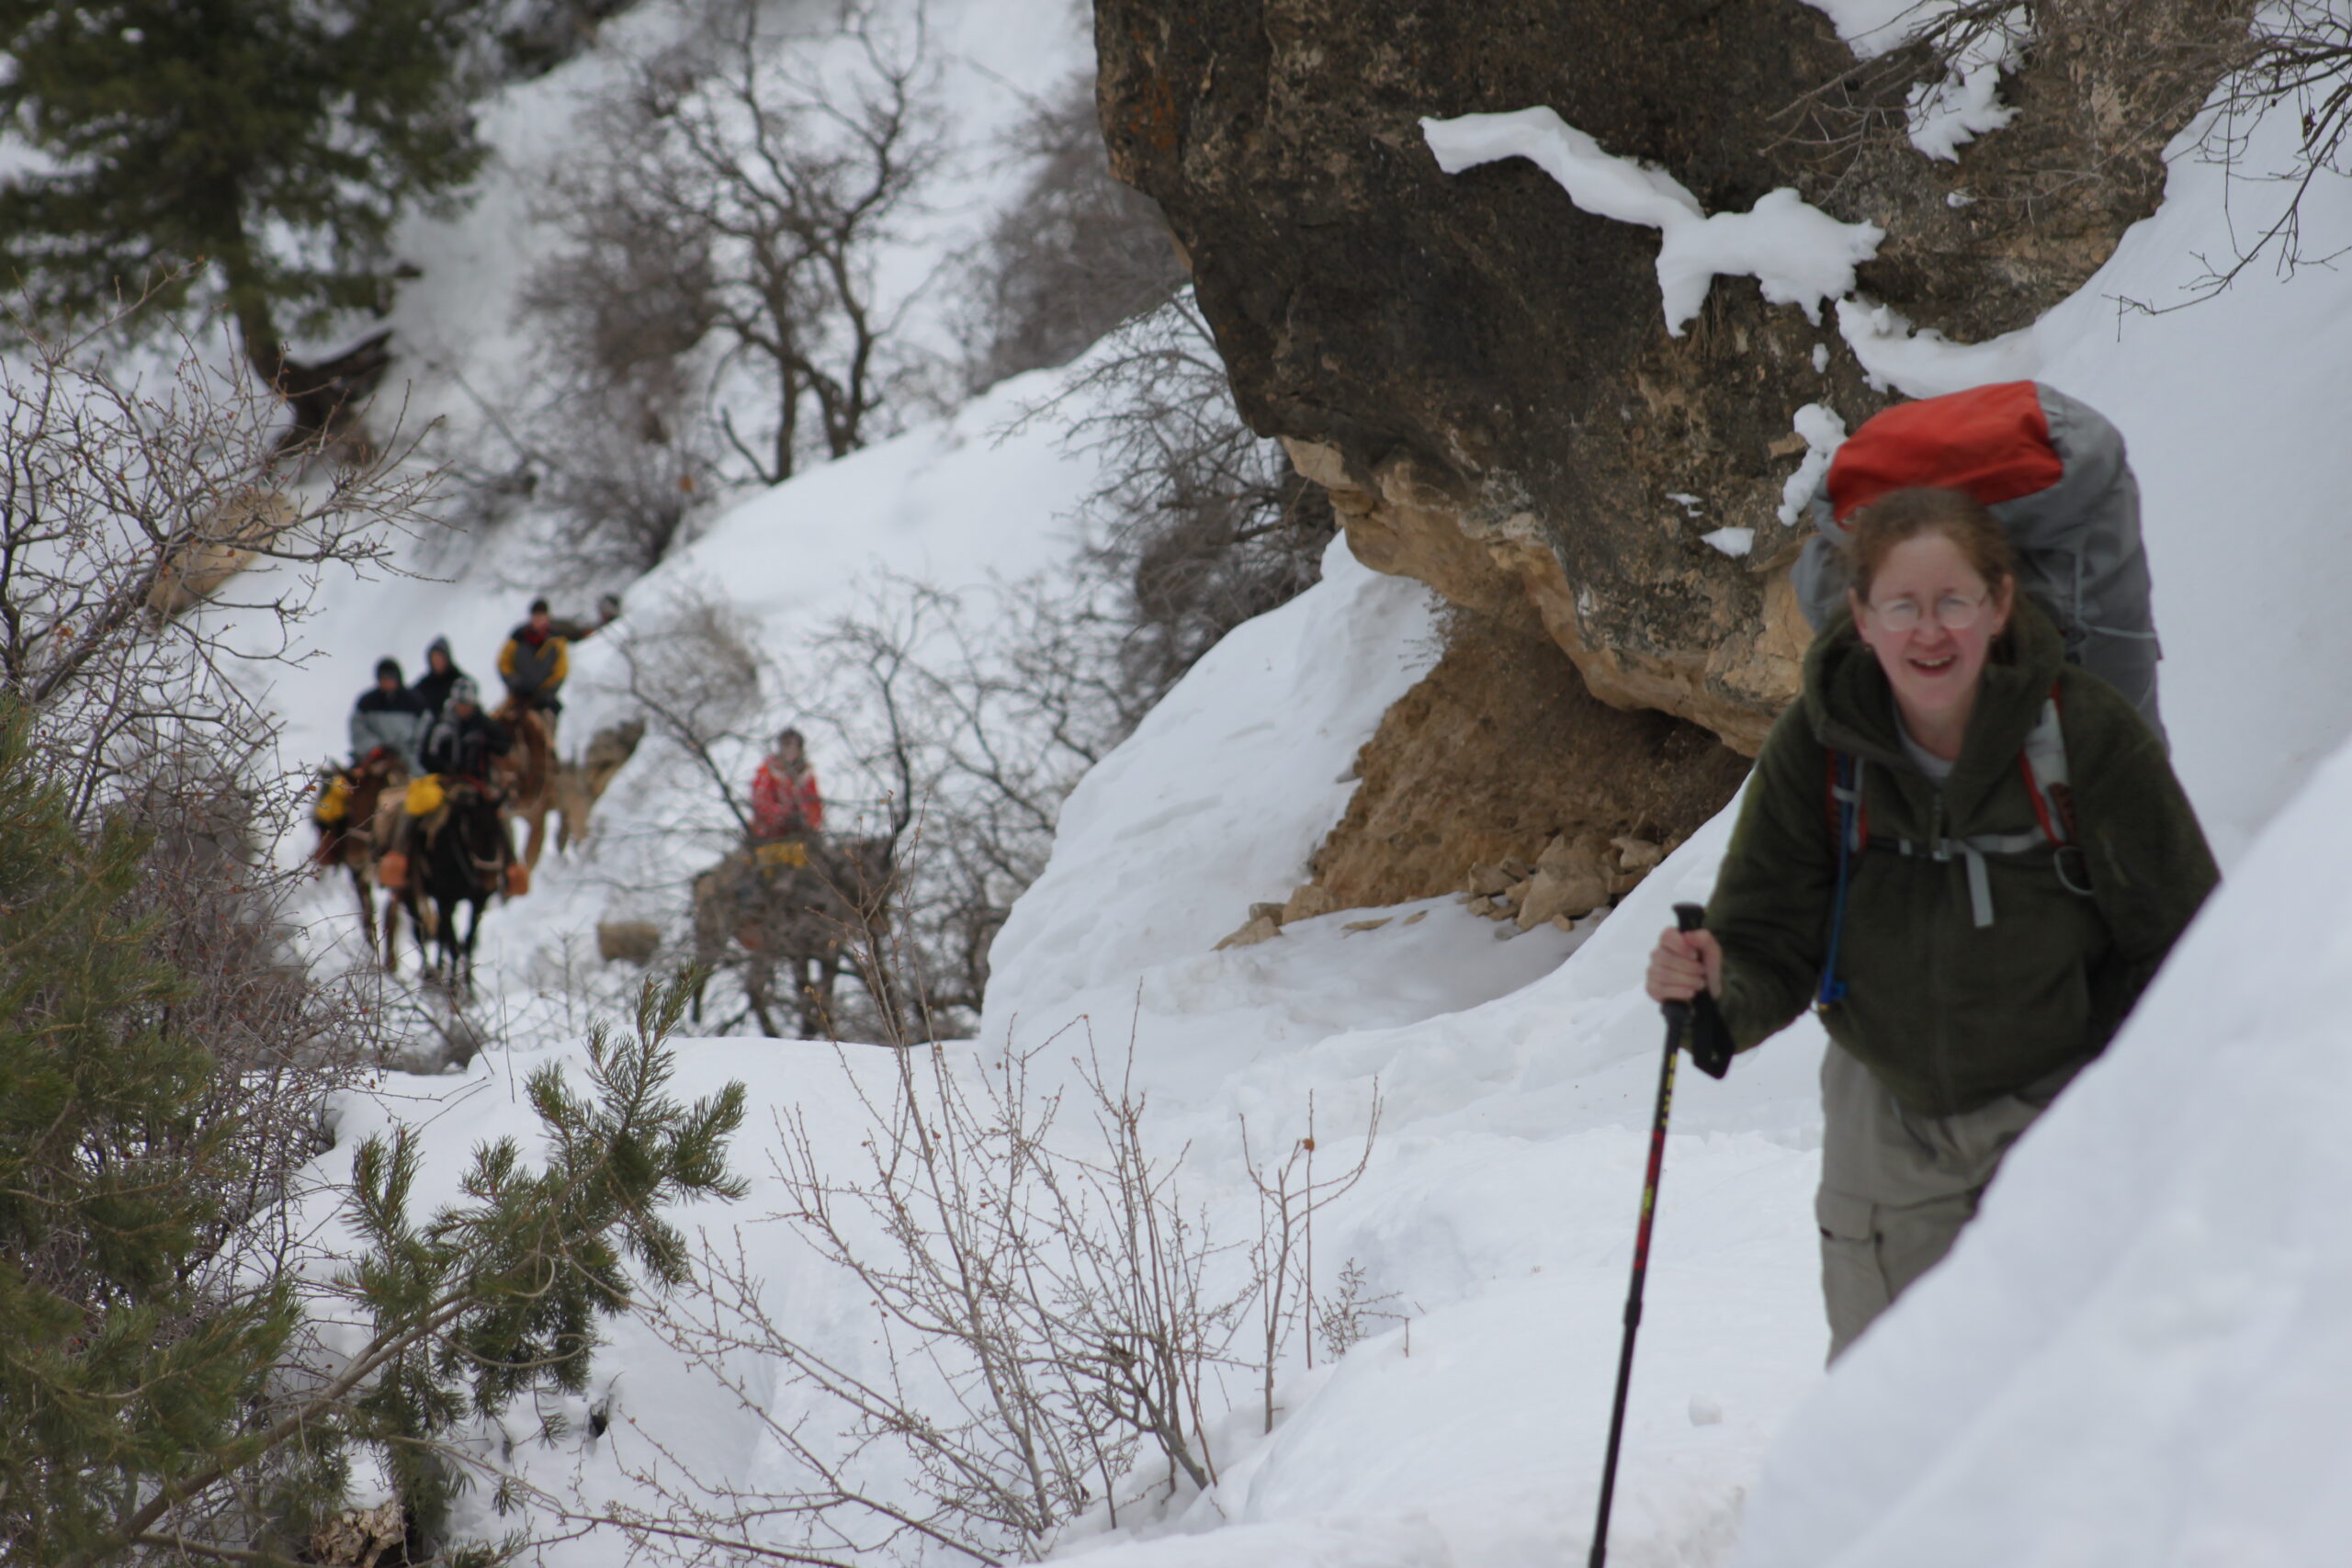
[1310,612,1748,908]
[1208,611,1749,944]
[1097,0,2248,750]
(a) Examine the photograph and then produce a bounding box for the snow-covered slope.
[277,17,2352,1568]
[325,540,1837,1564]
[254,0,1097,781]
[384,0,1092,448]
[987,535,1444,1012]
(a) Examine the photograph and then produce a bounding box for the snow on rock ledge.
[1733,727,2352,1567]
[985,536,1442,1019]
[1422,107,1883,337]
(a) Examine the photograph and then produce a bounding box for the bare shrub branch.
[1023,294,1336,710]
[616,1018,1262,1562]
[956,73,1189,390]
[2116,2,2352,312]
[1241,1089,1383,1435]
[0,306,435,818]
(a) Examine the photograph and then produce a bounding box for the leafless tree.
[1773,0,2352,315]
[596,570,1128,1040]
[0,303,628,1563]
[804,574,1150,1029]
[0,305,433,820]
[608,589,773,839]
[1770,0,2035,175]
[2120,1,2352,311]
[0,301,443,1303]
[540,0,943,491]
[501,186,723,581]
[1035,295,1336,707]
[956,73,1188,391]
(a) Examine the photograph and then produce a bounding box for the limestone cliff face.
[1096,0,2245,753]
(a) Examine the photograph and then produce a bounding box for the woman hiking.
[1646,486,2217,1359]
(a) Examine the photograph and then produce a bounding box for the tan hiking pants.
[1815,1043,2081,1360]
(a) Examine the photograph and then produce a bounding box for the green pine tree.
[61,969,748,1568]
[0,703,299,1562]
[327,975,750,1556]
[0,0,491,392]
[0,685,746,1563]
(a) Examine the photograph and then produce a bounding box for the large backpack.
[1791,380,2164,740]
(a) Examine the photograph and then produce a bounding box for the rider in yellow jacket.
[497,597,569,731]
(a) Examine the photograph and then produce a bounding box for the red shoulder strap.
[2017,681,2077,846]
[1823,749,1868,851]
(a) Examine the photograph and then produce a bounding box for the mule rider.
[423,678,514,784]
[349,657,428,773]
[750,728,825,842]
[498,598,569,732]
[383,678,515,886]
[412,635,469,717]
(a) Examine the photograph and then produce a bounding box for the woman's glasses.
[1863,591,1990,634]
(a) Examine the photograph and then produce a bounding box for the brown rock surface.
[1281,883,1339,923]
[1216,913,1283,950]
[1097,0,2247,750]
[1310,613,1750,910]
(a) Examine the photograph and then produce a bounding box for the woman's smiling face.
[1849,529,2014,745]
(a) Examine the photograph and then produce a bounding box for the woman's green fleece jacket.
[1707,598,2219,1117]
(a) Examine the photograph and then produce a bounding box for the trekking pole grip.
[1663,902,1702,1024]
[1668,902,1735,1080]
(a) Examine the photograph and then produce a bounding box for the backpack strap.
[1816,683,2082,990]
[1815,749,1863,1012]
[1871,693,2069,928]
[2018,687,2075,847]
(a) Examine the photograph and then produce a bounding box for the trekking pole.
[1589,902,1723,1568]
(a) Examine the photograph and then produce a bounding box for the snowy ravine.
[277,40,2352,1568]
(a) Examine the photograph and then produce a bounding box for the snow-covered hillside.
[260,9,2352,1568]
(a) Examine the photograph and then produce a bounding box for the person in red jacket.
[749,728,824,840]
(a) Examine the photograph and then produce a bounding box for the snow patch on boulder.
[1422,107,1883,337]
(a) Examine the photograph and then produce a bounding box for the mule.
[491,700,558,868]
[313,752,409,967]
[689,833,895,1038]
[404,780,514,994]
[551,716,645,856]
